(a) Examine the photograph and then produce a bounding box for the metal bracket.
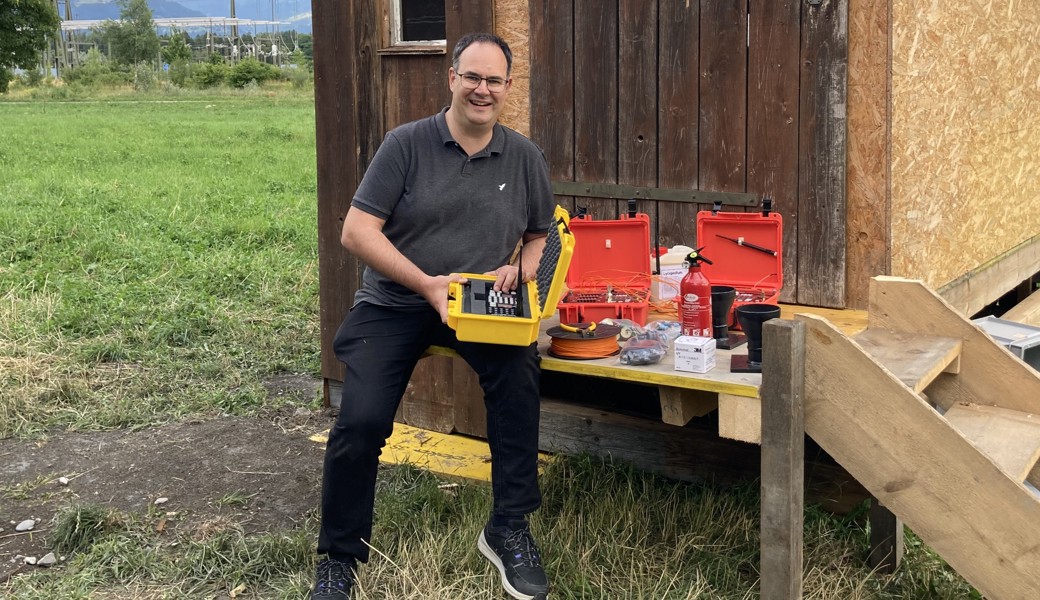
[551,181,760,207]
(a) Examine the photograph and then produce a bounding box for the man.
[311,32,553,600]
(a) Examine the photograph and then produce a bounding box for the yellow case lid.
[534,205,576,319]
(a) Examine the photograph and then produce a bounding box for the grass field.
[0,90,976,598]
[1,90,321,437]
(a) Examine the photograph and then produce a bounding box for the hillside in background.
[66,0,311,32]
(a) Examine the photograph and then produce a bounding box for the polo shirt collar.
[436,107,505,155]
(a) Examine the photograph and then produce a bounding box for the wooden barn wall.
[529,0,849,309]
[890,3,1040,297]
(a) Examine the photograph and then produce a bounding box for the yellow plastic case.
[447,205,575,346]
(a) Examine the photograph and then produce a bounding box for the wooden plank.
[451,357,487,438]
[659,388,717,427]
[868,277,1040,414]
[539,398,868,512]
[445,0,496,54]
[760,319,805,600]
[657,0,701,248]
[944,403,1040,482]
[698,0,748,196]
[574,0,619,220]
[718,393,761,444]
[845,0,891,310]
[313,0,358,388]
[383,54,445,130]
[867,500,903,574]
[399,355,456,433]
[1002,288,1040,327]
[529,0,575,218]
[748,0,801,305]
[619,0,658,215]
[851,328,962,394]
[798,312,1040,600]
[797,0,848,308]
[938,235,1040,319]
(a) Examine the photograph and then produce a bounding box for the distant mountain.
[70,1,204,20]
[67,0,311,32]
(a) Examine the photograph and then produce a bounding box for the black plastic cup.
[735,303,781,368]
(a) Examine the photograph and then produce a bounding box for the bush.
[286,65,310,90]
[0,66,11,94]
[132,63,157,91]
[62,49,132,88]
[18,67,45,88]
[192,61,229,88]
[167,58,192,87]
[228,58,277,88]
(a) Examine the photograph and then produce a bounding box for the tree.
[161,31,192,65]
[100,0,159,65]
[0,0,60,93]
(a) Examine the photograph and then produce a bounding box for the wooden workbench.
[424,304,866,444]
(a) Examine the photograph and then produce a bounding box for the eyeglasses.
[456,72,509,93]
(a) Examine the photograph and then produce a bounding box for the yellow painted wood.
[851,328,962,393]
[944,403,1040,482]
[311,424,553,483]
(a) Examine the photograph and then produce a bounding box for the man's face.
[448,42,511,129]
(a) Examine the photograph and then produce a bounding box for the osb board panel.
[495,0,530,137]
[846,0,890,309]
[890,2,1040,292]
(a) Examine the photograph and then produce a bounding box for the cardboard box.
[674,335,717,373]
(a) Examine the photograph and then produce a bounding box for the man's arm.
[341,206,463,322]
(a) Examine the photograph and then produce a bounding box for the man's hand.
[484,265,523,292]
[419,273,467,324]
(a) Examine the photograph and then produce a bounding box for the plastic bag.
[610,320,682,365]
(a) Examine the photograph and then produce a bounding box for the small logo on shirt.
[498,183,507,191]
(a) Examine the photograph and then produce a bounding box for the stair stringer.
[868,276,1040,414]
[797,313,1040,600]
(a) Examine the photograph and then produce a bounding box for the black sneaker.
[311,556,355,599]
[478,521,549,600]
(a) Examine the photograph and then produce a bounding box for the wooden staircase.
[796,276,1040,600]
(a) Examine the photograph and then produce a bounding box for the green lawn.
[0,92,321,437]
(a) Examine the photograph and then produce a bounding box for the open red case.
[558,212,652,326]
[696,210,783,328]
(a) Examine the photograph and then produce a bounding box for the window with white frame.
[389,0,446,47]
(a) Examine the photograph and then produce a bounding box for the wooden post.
[867,499,903,573]
[760,319,805,600]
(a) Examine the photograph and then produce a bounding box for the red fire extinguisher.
[679,248,713,337]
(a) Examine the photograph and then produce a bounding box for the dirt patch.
[0,376,332,582]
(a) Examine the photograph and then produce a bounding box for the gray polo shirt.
[351,108,555,308]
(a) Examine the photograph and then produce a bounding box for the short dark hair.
[452,32,512,77]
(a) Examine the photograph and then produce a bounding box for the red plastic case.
[558,213,652,325]
[695,210,784,328]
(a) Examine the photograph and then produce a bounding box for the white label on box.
[674,335,716,373]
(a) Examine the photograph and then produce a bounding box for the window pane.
[401,0,445,41]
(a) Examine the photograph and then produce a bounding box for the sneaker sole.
[477,530,547,600]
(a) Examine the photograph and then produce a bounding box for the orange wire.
[548,336,620,359]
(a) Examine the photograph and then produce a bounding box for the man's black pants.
[317,301,543,562]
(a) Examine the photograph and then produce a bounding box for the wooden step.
[944,403,1040,482]
[851,327,962,393]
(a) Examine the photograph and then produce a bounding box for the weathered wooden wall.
[529,0,849,309]
[890,3,1040,300]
